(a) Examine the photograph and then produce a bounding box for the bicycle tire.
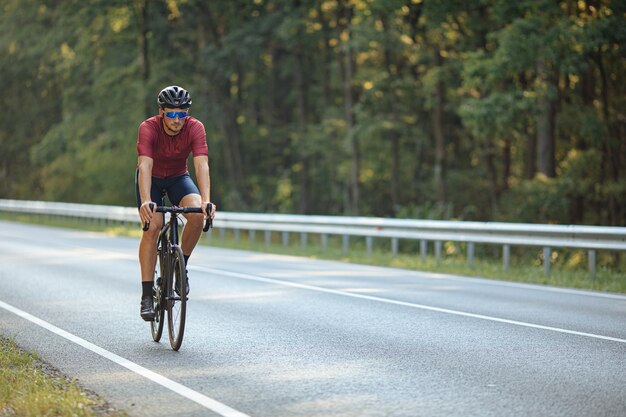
[167,246,187,351]
[151,225,169,342]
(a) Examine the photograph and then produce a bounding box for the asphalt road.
[0,220,624,417]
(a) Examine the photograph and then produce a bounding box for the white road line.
[192,266,626,345]
[0,300,251,417]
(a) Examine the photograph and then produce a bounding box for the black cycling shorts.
[135,169,200,208]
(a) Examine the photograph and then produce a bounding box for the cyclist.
[136,85,216,321]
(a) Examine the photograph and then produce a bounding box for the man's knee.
[142,219,162,241]
[179,193,201,207]
[185,212,204,227]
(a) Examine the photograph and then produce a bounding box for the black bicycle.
[143,203,212,351]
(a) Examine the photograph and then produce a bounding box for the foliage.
[1,0,624,225]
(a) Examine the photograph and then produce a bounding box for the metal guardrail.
[1,199,624,277]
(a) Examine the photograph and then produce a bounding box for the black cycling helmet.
[157,85,192,109]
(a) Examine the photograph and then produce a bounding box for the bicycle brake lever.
[202,203,213,232]
[142,203,155,231]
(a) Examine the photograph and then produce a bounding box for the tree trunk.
[501,138,511,193]
[390,132,400,215]
[381,14,400,216]
[404,4,425,206]
[317,1,331,108]
[536,59,556,178]
[338,0,359,214]
[137,0,150,118]
[595,52,621,226]
[414,116,427,203]
[580,67,594,150]
[432,46,446,202]
[485,140,499,217]
[294,29,309,214]
[268,43,290,165]
[524,127,536,180]
[346,55,360,215]
[517,72,536,179]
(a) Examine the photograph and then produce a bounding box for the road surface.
[0,220,624,416]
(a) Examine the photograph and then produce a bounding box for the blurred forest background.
[1,0,624,225]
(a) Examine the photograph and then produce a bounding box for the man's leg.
[139,216,164,281]
[179,193,204,257]
[138,215,163,320]
[176,193,203,296]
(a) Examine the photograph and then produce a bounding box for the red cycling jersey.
[136,115,208,179]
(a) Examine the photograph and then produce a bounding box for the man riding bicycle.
[136,85,216,321]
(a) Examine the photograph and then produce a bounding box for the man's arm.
[193,155,215,218]
[137,155,155,225]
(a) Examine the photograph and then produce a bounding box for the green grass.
[1,212,624,294]
[0,337,125,417]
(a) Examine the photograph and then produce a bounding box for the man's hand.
[139,201,155,226]
[202,201,216,220]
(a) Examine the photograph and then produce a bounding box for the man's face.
[160,107,188,134]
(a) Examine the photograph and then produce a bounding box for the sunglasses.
[164,111,188,119]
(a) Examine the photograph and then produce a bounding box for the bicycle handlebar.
[142,203,213,232]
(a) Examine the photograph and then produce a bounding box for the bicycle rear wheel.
[167,246,187,351]
[151,227,169,342]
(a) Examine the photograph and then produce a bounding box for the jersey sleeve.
[190,120,209,157]
[137,120,155,158]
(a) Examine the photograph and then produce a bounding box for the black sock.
[184,254,190,266]
[142,281,153,298]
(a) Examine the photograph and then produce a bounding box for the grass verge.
[0,337,126,417]
[1,212,624,294]
[206,231,626,294]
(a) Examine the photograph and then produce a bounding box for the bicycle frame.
[157,210,181,261]
[157,212,179,304]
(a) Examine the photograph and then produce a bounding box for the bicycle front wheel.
[167,246,187,351]
[151,228,169,342]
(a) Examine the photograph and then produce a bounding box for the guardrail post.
[366,237,373,257]
[282,231,289,247]
[342,235,350,255]
[543,247,551,275]
[264,230,271,247]
[420,240,427,263]
[435,241,442,266]
[391,238,398,258]
[321,234,328,251]
[234,229,240,243]
[588,250,596,279]
[467,242,475,268]
[219,227,226,240]
[249,230,256,244]
[300,232,307,250]
[503,245,510,272]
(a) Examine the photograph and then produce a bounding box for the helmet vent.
[157,85,192,109]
